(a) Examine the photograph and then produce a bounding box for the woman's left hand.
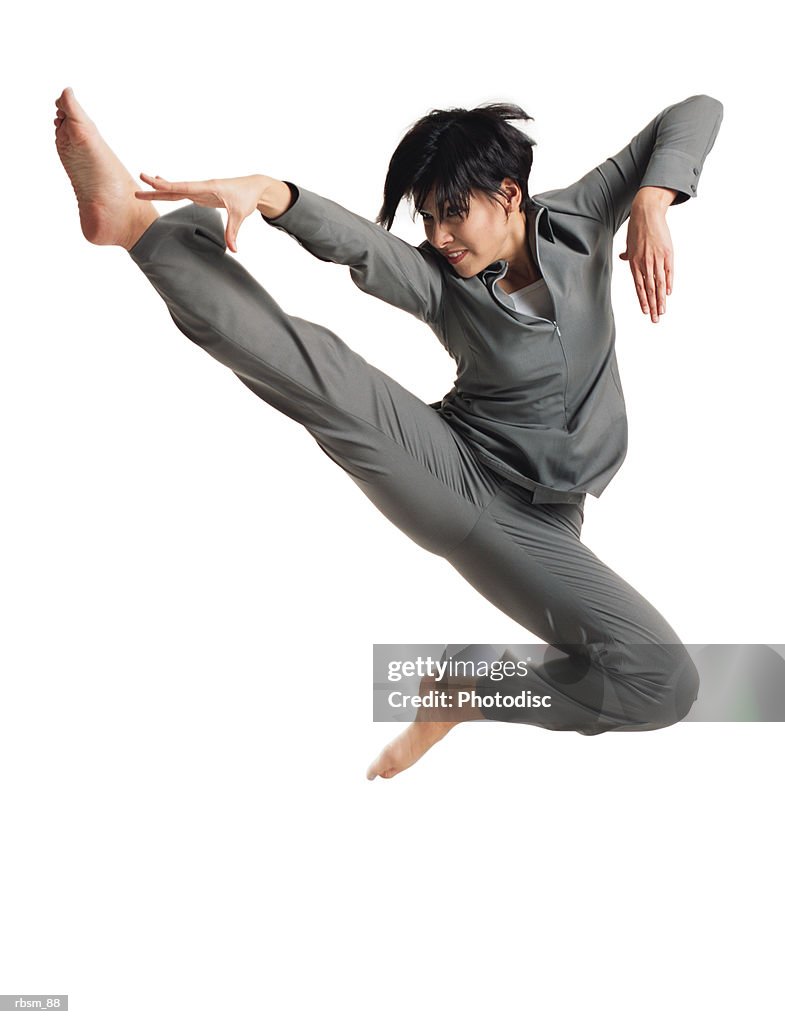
[134,172,268,253]
[618,187,678,324]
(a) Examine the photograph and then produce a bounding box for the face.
[418,180,520,277]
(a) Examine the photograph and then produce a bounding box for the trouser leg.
[442,482,700,734]
[127,202,500,557]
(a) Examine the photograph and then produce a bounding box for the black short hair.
[376,103,537,231]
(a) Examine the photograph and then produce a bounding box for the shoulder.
[531,185,604,222]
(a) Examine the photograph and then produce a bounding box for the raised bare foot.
[365,719,454,781]
[54,86,158,250]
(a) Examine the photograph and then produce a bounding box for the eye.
[421,208,462,223]
[419,207,463,223]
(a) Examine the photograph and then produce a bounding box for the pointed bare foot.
[53,86,158,250]
[366,720,455,780]
[366,669,487,780]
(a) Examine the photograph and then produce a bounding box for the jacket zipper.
[489,205,570,429]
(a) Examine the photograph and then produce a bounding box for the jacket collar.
[529,195,554,242]
[477,197,554,286]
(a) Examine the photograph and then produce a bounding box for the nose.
[431,222,455,250]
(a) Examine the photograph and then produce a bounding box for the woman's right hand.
[134,172,276,253]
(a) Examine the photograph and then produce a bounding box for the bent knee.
[597,643,701,732]
[653,649,700,727]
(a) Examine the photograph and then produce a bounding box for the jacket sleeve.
[547,94,724,235]
[262,183,445,325]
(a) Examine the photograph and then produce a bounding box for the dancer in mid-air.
[54,86,723,779]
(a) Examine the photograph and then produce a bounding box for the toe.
[61,86,91,124]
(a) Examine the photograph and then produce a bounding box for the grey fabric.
[128,202,699,733]
[263,94,724,505]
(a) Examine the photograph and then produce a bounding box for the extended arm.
[260,182,445,325]
[133,172,445,325]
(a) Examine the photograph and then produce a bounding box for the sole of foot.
[54,86,158,250]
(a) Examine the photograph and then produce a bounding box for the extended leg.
[53,87,495,558]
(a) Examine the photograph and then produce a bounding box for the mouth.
[444,249,468,266]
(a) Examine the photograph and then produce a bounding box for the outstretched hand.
[619,189,678,324]
[135,173,266,253]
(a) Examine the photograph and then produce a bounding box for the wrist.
[633,186,679,212]
[256,177,295,220]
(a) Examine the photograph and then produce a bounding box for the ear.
[500,177,524,213]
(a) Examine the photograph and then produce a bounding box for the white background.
[2,1,783,1021]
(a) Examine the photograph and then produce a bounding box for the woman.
[53,86,723,780]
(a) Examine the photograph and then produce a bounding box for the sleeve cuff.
[639,149,702,206]
[261,181,301,223]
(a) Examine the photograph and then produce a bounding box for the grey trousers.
[128,203,699,736]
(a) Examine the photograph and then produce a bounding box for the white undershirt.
[505,277,555,321]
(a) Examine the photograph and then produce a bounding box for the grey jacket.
[263,94,724,504]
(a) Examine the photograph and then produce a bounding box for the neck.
[496,207,542,294]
